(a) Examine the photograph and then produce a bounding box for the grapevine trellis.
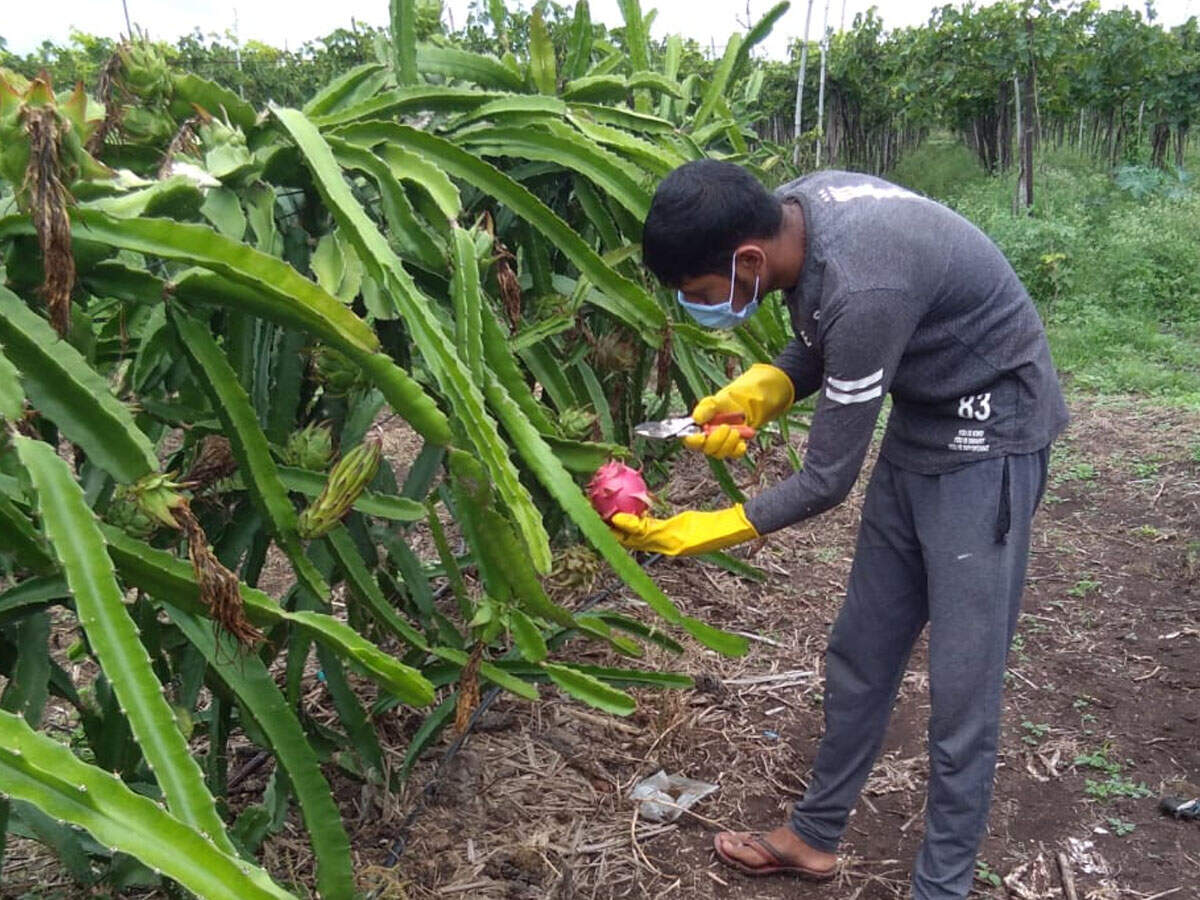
[751,2,1199,179]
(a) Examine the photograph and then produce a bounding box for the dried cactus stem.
[173,501,262,649]
[22,104,74,337]
[157,114,202,179]
[14,407,41,439]
[493,241,522,326]
[454,642,484,734]
[655,324,673,399]
[183,434,238,491]
[86,50,125,155]
[589,331,637,374]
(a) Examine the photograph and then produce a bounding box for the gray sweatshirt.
[743,171,1068,535]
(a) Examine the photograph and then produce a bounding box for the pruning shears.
[633,411,757,441]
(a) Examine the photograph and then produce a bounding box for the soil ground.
[2,395,1197,900]
[372,395,1200,900]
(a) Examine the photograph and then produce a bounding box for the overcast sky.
[4,0,1198,59]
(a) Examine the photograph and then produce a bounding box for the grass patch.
[889,140,1200,407]
[1047,312,1200,402]
[889,137,990,200]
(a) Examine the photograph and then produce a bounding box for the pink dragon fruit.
[588,460,652,522]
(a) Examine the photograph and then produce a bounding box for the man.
[609,160,1068,898]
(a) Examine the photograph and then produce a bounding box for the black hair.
[642,159,783,287]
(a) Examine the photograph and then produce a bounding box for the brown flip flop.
[712,831,837,881]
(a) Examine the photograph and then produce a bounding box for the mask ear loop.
[725,253,739,305]
[729,252,761,311]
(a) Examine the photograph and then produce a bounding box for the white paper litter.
[629,770,718,822]
[1065,837,1111,876]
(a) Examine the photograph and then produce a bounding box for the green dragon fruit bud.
[199,117,251,180]
[118,105,175,144]
[297,439,383,539]
[283,422,335,471]
[106,483,161,539]
[121,472,189,530]
[117,41,172,105]
[59,116,112,181]
[0,74,29,186]
[558,406,597,440]
[0,68,31,98]
[312,345,369,397]
[0,73,108,189]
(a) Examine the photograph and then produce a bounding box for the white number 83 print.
[958,393,992,421]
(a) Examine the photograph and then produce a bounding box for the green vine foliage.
[751,1,1200,173]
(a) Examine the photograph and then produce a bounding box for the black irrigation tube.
[381,553,663,869]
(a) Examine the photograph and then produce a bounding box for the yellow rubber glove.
[685,363,795,459]
[609,505,759,556]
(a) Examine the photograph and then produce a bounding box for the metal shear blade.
[633,416,701,439]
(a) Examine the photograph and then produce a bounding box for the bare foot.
[713,826,837,880]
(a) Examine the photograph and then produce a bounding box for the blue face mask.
[676,253,761,329]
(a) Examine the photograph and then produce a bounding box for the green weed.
[1068,578,1101,597]
[974,859,1003,888]
[1106,816,1137,836]
[1075,746,1153,801]
[1023,616,1049,634]
[1085,776,1153,801]
[1130,460,1161,478]
[1114,164,1193,201]
[1075,746,1123,775]
[1063,462,1098,482]
[1021,720,1050,745]
[812,546,840,564]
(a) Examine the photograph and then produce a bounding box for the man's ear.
[734,243,766,278]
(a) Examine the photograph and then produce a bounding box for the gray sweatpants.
[790,448,1049,900]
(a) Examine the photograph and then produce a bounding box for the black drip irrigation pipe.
[382,553,662,869]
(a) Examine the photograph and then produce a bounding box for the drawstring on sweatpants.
[995,456,1011,544]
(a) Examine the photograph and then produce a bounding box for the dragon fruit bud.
[587,460,652,522]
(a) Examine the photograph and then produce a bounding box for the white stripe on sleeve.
[825,384,883,405]
[826,369,883,392]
